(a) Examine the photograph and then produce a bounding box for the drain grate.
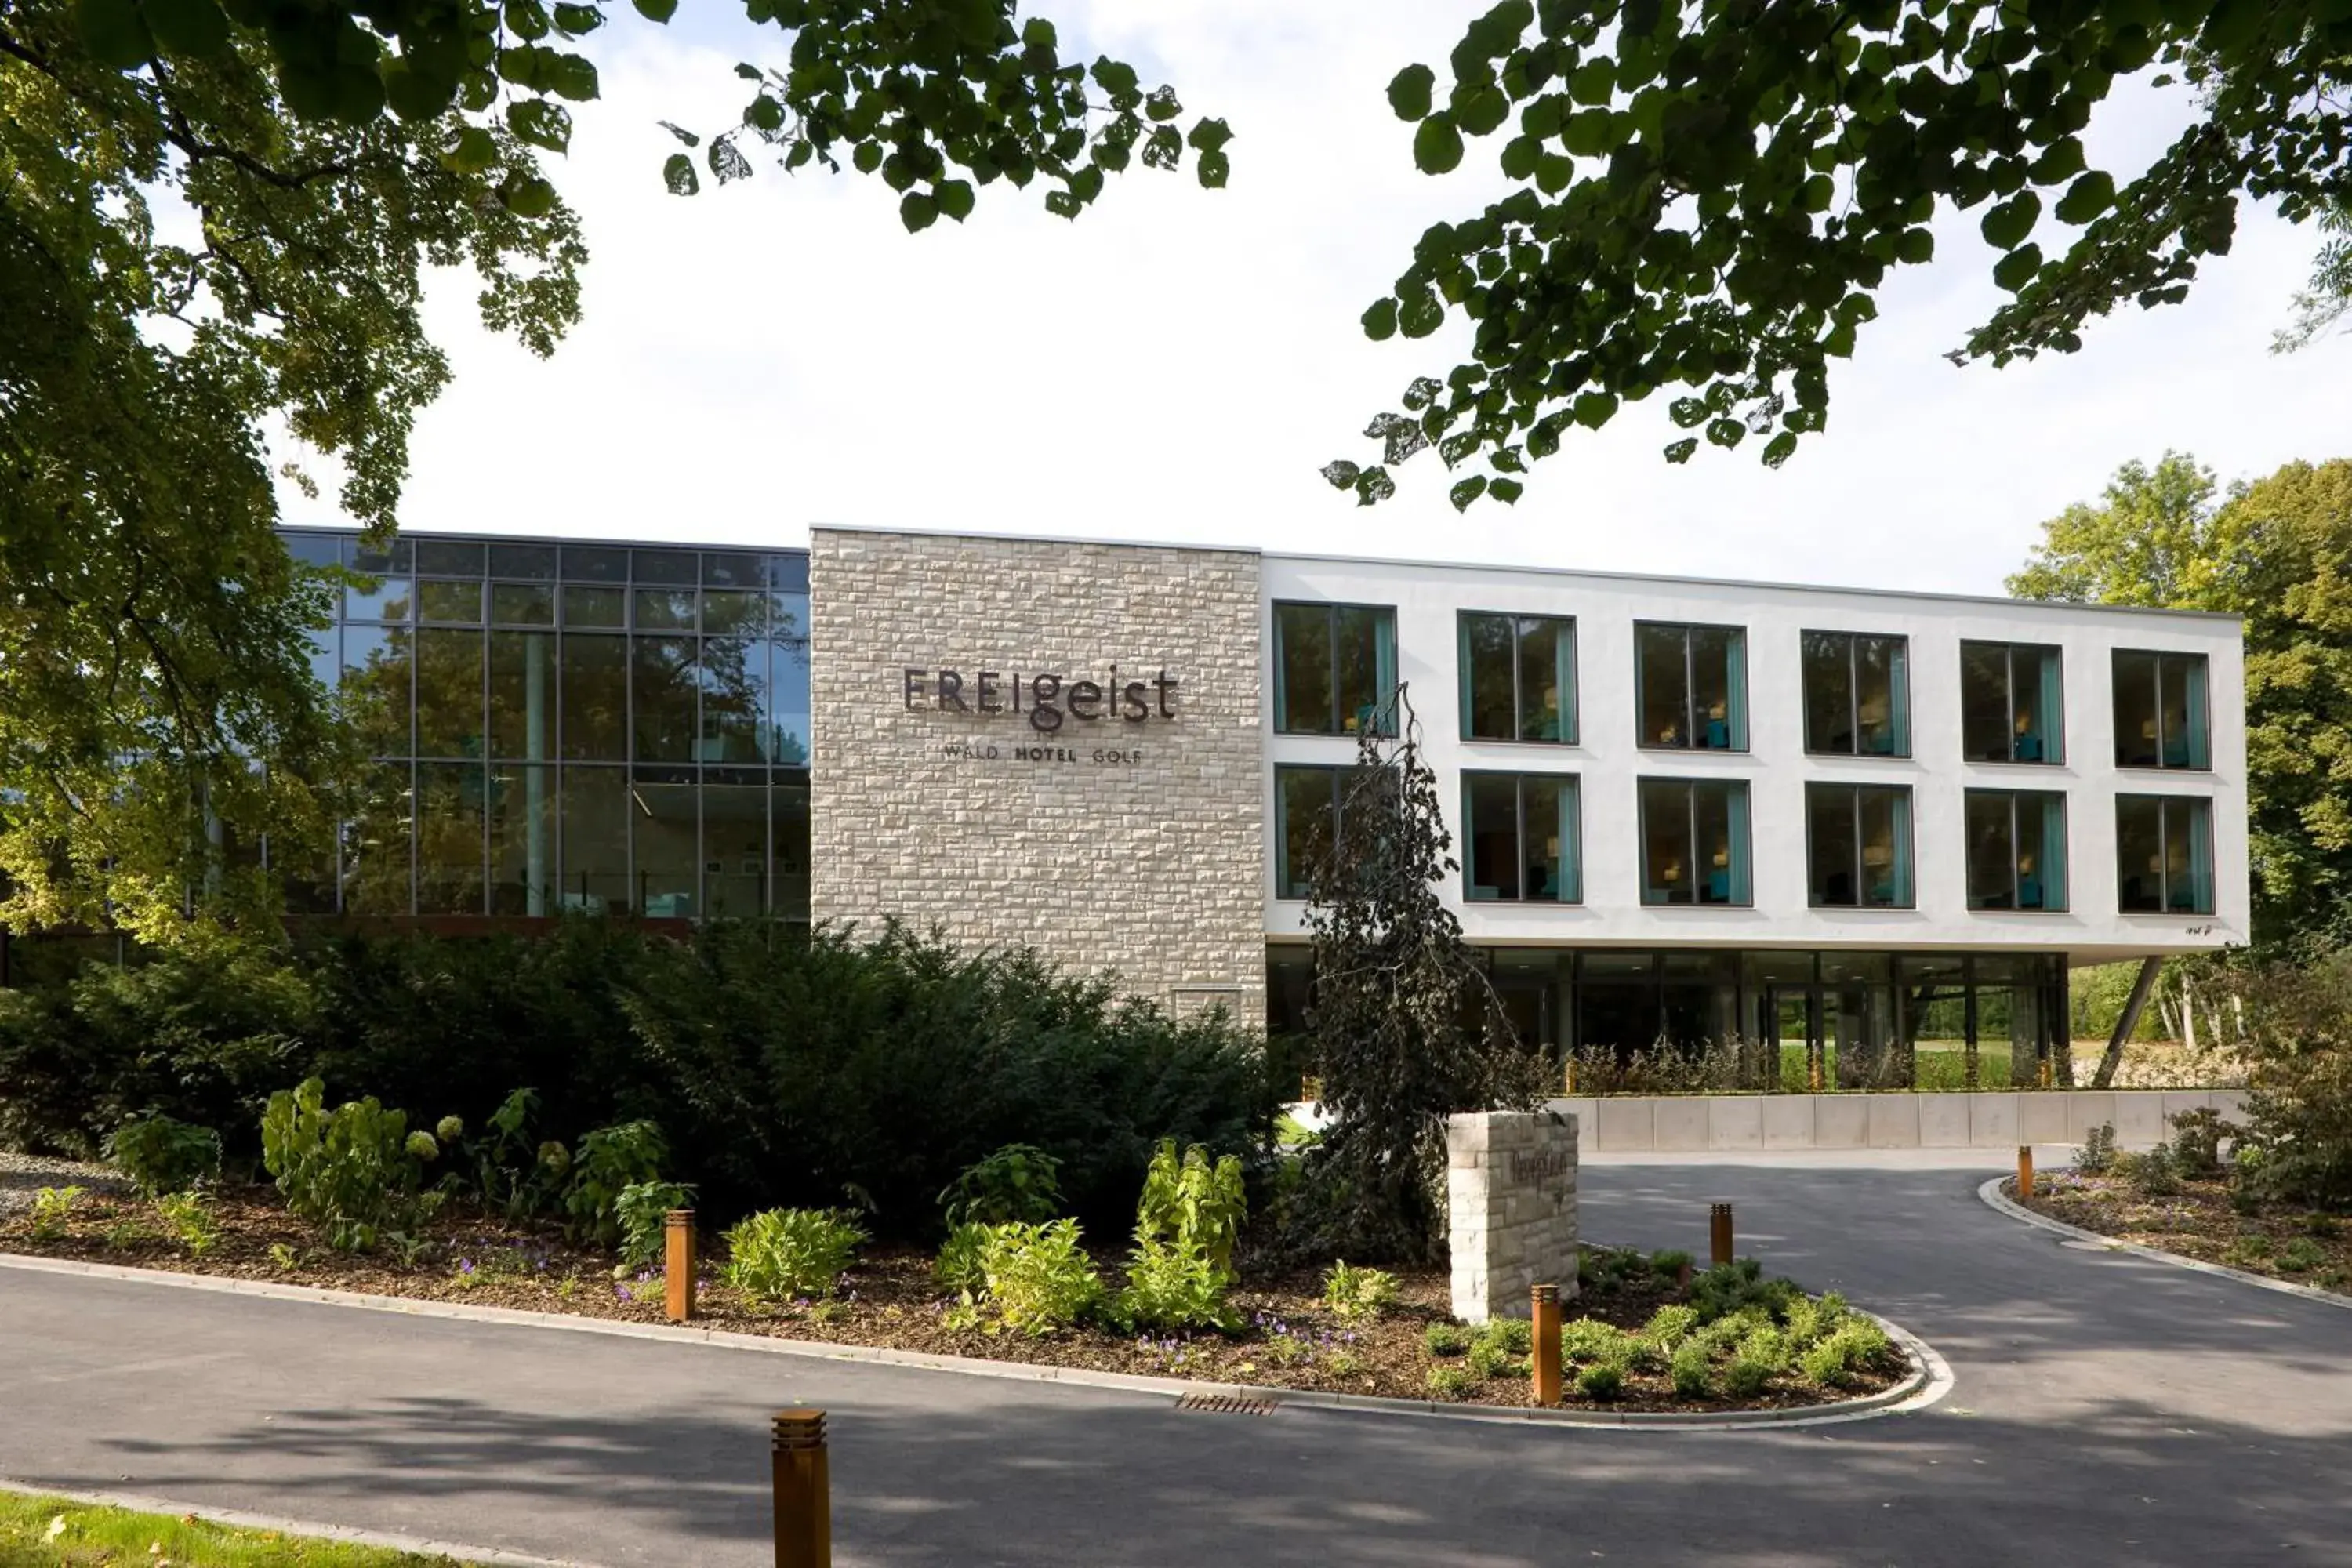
[1175,1392,1279,1416]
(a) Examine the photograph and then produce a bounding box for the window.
[1635,622,1747,750]
[1960,641,2063,764]
[1274,603,1396,735]
[1639,779,1751,906]
[2117,795,2215,914]
[1274,765,1344,899]
[2113,650,2210,770]
[1801,631,1909,757]
[1461,772,1581,902]
[1460,613,1576,743]
[1804,783,1914,909]
[1966,789,2067,911]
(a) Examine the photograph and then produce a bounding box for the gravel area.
[0,1150,128,1214]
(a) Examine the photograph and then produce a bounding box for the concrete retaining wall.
[1548,1090,2249,1153]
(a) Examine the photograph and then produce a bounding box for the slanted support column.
[1446,1110,1579,1325]
[2093,956,2163,1089]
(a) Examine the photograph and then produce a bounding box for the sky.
[300,1,2351,597]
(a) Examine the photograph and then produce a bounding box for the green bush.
[722,1208,866,1302]
[2118,1145,2183,1198]
[1668,1338,1713,1397]
[938,1144,1065,1228]
[2075,1122,2119,1176]
[1722,1353,1775,1398]
[1576,1361,1624,1400]
[1120,1140,1247,1330]
[1687,1258,1801,1324]
[564,1121,667,1247]
[152,1192,220,1257]
[1648,1248,1693,1280]
[2230,950,2352,1207]
[106,1116,220,1196]
[933,1221,993,1295]
[1423,1321,1471,1357]
[1426,1364,1478,1400]
[1322,1260,1399,1324]
[2277,1237,2328,1273]
[1477,1317,1534,1356]
[1560,1318,1633,1364]
[1642,1304,1700,1350]
[1119,1236,1233,1330]
[260,1077,426,1252]
[27,1185,83,1243]
[1466,1338,1523,1380]
[2167,1108,2234,1178]
[978,1219,1103,1336]
[614,1180,697,1269]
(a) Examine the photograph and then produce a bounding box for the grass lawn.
[0,1491,476,1566]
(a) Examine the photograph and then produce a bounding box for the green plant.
[151,1192,220,1257]
[27,1185,83,1242]
[1466,1338,1522,1380]
[1642,1304,1700,1351]
[1576,1361,1624,1400]
[1426,1364,1478,1400]
[2306,1211,2342,1239]
[1424,1321,1471,1356]
[1326,1347,1365,1378]
[2118,1145,2183,1199]
[1669,1339,1714,1397]
[564,1121,668,1248]
[106,1116,221,1196]
[463,1088,562,1224]
[933,1222,992,1295]
[614,1180,697,1269]
[1120,1236,1236,1330]
[979,1219,1104,1337]
[1686,1258,1802,1324]
[1737,1324,1790,1375]
[1322,1260,1400,1324]
[2167,1108,2236,1178]
[1120,1139,1247,1330]
[1560,1318,1632,1364]
[1649,1248,1694,1281]
[721,1208,866,1303]
[1722,1353,1775,1398]
[2076,1121,2119,1176]
[269,1241,299,1272]
[102,1217,154,1248]
[1800,1336,1854,1387]
[938,1143,1066,1229]
[260,1077,426,1252]
[2225,1233,2276,1268]
[1476,1317,1533,1356]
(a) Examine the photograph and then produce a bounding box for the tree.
[2009,453,2352,950]
[1294,688,1544,1263]
[1323,0,2352,510]
[1,0,1220,943]
[2274,197,2352,354]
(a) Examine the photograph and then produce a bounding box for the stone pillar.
[1446,1109,1580,1324]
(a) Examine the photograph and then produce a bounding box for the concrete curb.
[0,1250,1948,1431]
[0,1477,593,1566]
[1976,1177,2352,1312]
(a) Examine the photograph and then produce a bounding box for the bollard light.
[665,1209,697,1324]
[771,1407,830,1568]
[1530,1284,1563,1408]
[2017,1145,2034,1201]
[1708,1201,1735,1268]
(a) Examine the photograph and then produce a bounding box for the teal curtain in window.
[1727,785,1753,904]
[1554,623,1578,743]
[2186,660,2212,768]
[1455,618,1473,740]
[1888,641,1911,756]
[2187,800,2214,913]
[2041,796,2069,913]
[1726,633,1750,750]
[1889,790,1914,906]
[1559,779,1582,902]
[2036,648,2065,763]
[1374,612,1399,735]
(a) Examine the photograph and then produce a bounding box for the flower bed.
[2018,1169,2352,1294]
[1,1181,1907,1413]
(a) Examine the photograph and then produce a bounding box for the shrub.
[1426,1364,1478,1400]
[1477,1317,1534,1356]
[1120,1236,1235,1331]
[1642,1303,1700,1350]
[1722,1353,1775,1398]
[2167,1108,2234,1178]
[1649,1248,1694,1281]
[2076,1121,2119,1176]
[979,1220,1104,1336]
[1322,1260,1399,1324]
[1800,1336,1853,1388]
[1575,1361,1624,1400]
[1561,1318,1633,1364]
[1120,1140,1247,1330]
[1668,1339,1713,1397]
[938,1144,1065,1228]
[27,1185,82,1242]
[1688,1258,1801,1324]
[933,1221,992,1295]
[2230,949,2352,1207]
[1466,1338,1522,1381]
[2278,1238,2328,1273]
[614,1180,697,1269]
[2118,1145,2183,1198]
[2224,1233,2274,1268]
[1424,1321,1471,1357]
[260,1078,425,1252]
[1737,1324,1790,1374]
[152,1192,220,1257]
[721,1208,866,1302]
[106,1116,221,1196]
[564,1121,668,1248]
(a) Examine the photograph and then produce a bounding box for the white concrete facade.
[1261,552,2249,964]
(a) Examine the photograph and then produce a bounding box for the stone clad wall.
[809,528,1265,1022]
[1446,1111,1581,1323]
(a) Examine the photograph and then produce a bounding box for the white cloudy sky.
[314,1,2349,596]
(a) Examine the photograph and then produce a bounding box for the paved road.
[5,1154,2350,1567]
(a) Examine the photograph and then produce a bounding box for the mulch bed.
[2020,1171,2352,1295]
[0,1184,1904,1413]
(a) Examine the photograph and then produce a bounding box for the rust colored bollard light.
[1530,1284,1563,1407]
[771,1408,830,1568]
[664,1209,696,1323]
[2017,1145,2035,1200]
[1708,1201,1735,1268]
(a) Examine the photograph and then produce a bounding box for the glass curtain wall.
[2112,650,2211,770]
[280,531,811,920]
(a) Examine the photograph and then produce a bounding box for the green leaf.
[506,97,572,153]
[1044,188,1081,220]
[1196,149,1229,188]
[900,191,938,233]
[1388,63,1435,122]
[1993,241,2043,292]
[1449,475,1489,511]
[502,174,557,218]
[1489,477,1524,504]
[1894,227,1934,264]
[1572,390,1617,428]
[382,58,456,121]
[1455,87,1509,137]
[662,152,699,196]
[1021,16,1055,49]
[1561,107,1613,157]
[504,0,550,42]
[551,3,603,34]
[141,0,229,56]
[442,125,498,173]
[1399,290,1445,338]
[633,0,677,18]
[2029,136,2085,186]
[75,0,153,69]
[1760,430,1798,467]
[1145,85,1182,122]
[1361,298,1399,341]
[1979,191,2041,251]
[733,62,761,81]
[745,94,784,132]
[542,52,597,102]
[1140,125,1182,171]
[1414,114,1465,175]
[2054,169,2116,224]
[1664,437,1698,463]
[1321,460,1362,491]
[935,179,975,221]
[708,136,752,184]
[1187,118,1232,154]
[852,140,882,173]
[657,120,700,148]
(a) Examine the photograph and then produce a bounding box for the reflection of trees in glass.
[699,635,765,763]
[341,626,412,757]
[768,639,811,764]
[340,764,413,914]
[416,763,486,913]
[415,628,485,758]
[561,633,626,760]
[632,637,698,762]
[488,632,555,760]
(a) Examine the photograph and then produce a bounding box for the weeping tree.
[1295,687,1545,1264]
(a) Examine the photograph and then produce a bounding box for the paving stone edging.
[0,1250,1950,1430]
[1976,1177,2352,1312]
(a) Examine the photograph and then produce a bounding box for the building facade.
[276,522,2249,1075]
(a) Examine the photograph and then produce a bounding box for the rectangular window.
[2117,795,2216,914]
[342,625,410,758]
[1639,779,1752,906]
[418,579,483,625]
[1635,622,1748,750]
[1274,602,1397,735]
[416,761,487,915]
[1805,783,1915,908]
[488,762,556,916]
[413,627,485,758]
[630,636,698,762]
[1961,641,2064,764]
[1801,631,1910,757]
[559,633,627,760]
[1965,789,2068,911]
[488,631,555,760]
[558,764,629,913]
[702,768,768,918]
[1274,765,1342,899]
[1459,613,1577,743]
[2113,650,2211,770]
[1462,772,1581,902]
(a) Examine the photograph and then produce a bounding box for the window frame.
[1457,611,1579,746]
[1272,764,1345,901]
[1802,782,1915,910]
[1636,776,1754,907]
[1633,620,1749,753]
[1798,629,1911,759]
[1272,600,1399,738]
[1963,788,2070,913]
[1459,770,1583,905]
[2111,648,2212,772]
[1959,639,2066,766]
[2115,793,2216,916]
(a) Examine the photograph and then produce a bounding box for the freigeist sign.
[902,666,1180,735]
